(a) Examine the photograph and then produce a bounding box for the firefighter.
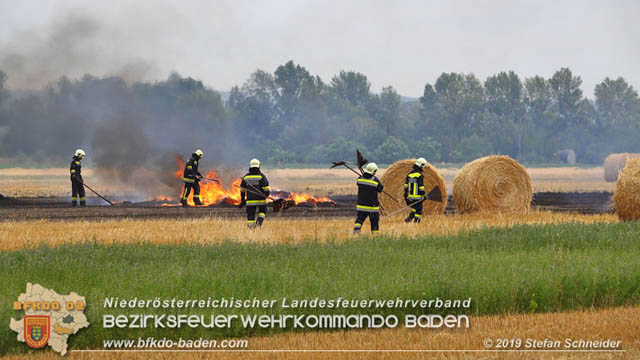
[238,158,270,228]
[404,157,427,223]
[181,149,204,207]
[354,162,383,234]
[70,149,86,207]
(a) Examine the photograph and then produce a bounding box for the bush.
[312,137,367,163]
[415,138,442,162]
[373,136,410,163]
[452,134,494,162]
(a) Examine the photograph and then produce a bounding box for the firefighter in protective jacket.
[239,158,270,228]
[70,149,86,207]
[181,149,204,206]
[354,162,383,234]
[404,157,427,223]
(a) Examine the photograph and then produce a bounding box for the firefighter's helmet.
[74,149,86,159]
[250,158,261,168]
[194,149,204,159]
[415,157,427,169]
[364,162,378,175]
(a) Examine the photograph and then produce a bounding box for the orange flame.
[150,156,334,206]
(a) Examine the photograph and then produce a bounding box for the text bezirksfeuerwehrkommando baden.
[103,297,472,310]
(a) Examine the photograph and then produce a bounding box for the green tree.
[313,137,365,163]
[370,86,401,136]
[452,134,494,162]
[274,60,315,124]
[329,70,372,109]
[595,77,640,129]
[373,136,410,163]
[483,71,525,158]
[549,67,584,130]
[227,70,278,144]
[423,73,484,161]
[415,138,442,162]
[523,76,554,160]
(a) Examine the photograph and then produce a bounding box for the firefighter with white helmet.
[181,149,204,206]
[70,149,86,207]
[404,157,427,223]
[353,162,383,234]
[239,158,270,228]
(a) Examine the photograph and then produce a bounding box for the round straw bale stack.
[453,155,532,214]
[379,159,446,216]
[614,158,640,221]
[604,153,640,182]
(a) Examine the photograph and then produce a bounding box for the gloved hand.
[237,199,246,209]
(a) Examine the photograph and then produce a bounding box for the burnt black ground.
[0,192,614,221]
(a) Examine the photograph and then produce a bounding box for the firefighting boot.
[80,200,86,207]
[256,217,264,228]
[404,213,414,223]
[180,199,188,207]
[71,200,77,207]
[353,227,361,235]
[413,217,421,224]
[193,195,203,206]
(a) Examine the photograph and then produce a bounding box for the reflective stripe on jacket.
[356,173,383,211]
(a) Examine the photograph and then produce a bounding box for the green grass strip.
[1,222,639,353]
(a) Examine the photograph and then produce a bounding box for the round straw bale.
[614,158,640,221]
[379,159,446,216]
[453,155,532,214]
[604,153,640,182]
[556,149,576,165]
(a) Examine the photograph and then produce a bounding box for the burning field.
[145,156,335,210]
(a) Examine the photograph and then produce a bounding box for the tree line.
[0,61,638,166]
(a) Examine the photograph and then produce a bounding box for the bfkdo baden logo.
[10,283,90,356]
[24,315,50,348]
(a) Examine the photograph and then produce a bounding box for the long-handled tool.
[330,161,361,176]
[330,162,399,204]
[233,184,288,213]
[79,180,113,206]
[234,184,266,198]
[200,177,221,184]
[380,186,444,220]
[356,149,367,173]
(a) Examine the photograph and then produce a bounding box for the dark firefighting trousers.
[247,205,267,228]
[181,181,202,205]
[354,211,379,233]
[71,178,86,206]
[405,200,423,223]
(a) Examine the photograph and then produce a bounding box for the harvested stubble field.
[0,212,617,251]
[0,166,614,199]
[3,306,638,359]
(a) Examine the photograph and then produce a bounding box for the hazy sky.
[1,0,638,96]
